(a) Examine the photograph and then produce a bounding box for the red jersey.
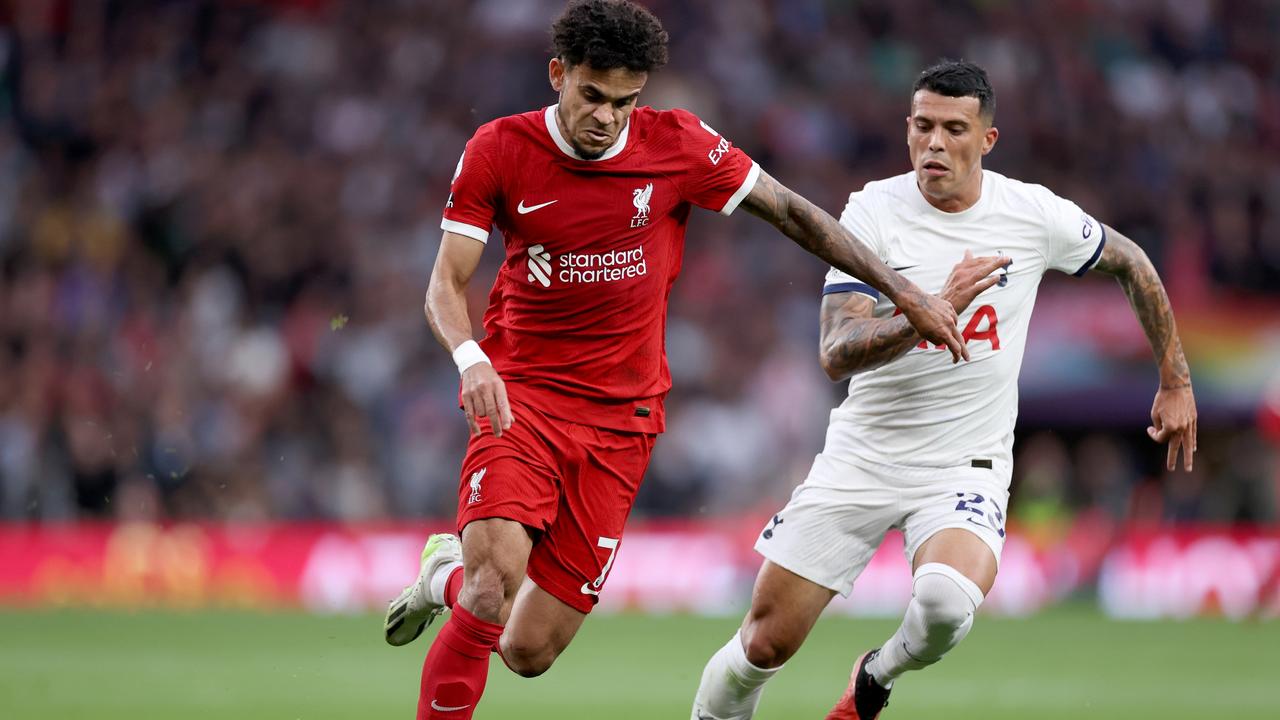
[441,105,758,433]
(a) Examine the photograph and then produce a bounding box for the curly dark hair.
[551,0,669,73]
[914,59,996,121]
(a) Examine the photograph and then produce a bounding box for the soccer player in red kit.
[382,2,975,718]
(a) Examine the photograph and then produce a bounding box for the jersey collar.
[544,104,630,161]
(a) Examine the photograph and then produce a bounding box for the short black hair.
[551,0,669,73]
[913,59,996,121]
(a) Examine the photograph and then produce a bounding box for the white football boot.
[384,533,463,646]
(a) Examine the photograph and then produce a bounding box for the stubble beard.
[571,138,607,160]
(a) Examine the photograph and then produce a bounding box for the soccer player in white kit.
[690,60,1198,720]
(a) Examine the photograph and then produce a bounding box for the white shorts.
[754,452,1010,596]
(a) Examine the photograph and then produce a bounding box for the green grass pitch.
[1,606,1277,718]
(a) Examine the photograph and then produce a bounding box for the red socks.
[417,604,504,719]
[444,566,464,609]
[442,567,503,657]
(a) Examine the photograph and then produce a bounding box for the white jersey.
[822,169,1106,471]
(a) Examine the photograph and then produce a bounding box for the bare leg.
[456,518,535,623]
[691,561,835,719]
[415,518,532,720]
[495,577,589,677]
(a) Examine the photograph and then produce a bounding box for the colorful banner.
[1,522,1277,618]
[1098,528,1280,619]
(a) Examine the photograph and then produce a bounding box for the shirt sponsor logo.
[527,244,553,287]
[895,304,1002,351]
[631,183,652,228]
[701,114,730,164]
[525,244,648,286]
[708,136,730,165]
[452,152,465,183]
[446,151,464,208]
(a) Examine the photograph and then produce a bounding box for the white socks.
[690,630,782,720]
[691,563,984,717]
[428,561,463,606]
[866,563,985,687]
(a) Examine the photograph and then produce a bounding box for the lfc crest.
[631,183,652,228]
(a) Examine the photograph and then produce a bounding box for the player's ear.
[549,57,566,93]
[982,125,999,155]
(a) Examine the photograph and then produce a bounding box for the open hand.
[941,250,1012,314]
[461,363,514,437]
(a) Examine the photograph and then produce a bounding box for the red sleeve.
[441,122,502,243]
[670,109,760,216]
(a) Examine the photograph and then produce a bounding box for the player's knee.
[740,617,801,669]
[913,564,983,641]
[498,636,559,678]
[460,562,519,620]
[915,581,972,633]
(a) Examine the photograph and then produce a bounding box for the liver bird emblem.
[632,183,652,218]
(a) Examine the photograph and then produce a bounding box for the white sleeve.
[823,189,886,300]
[1041,191,1107,276]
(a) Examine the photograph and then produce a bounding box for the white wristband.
[452,340,491,374]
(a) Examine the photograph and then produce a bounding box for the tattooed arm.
[819,294,917,381]
[820,250,1010,381]
[739,169,968,362]
[1091,226,1197,470]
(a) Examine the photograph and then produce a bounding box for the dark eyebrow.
[581,82,639,104]
[913,115,970,128]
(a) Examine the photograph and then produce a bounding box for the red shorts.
[456,397,656,613]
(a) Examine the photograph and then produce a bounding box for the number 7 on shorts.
[580,536,620,596]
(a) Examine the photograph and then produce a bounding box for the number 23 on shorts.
[955,492,1006,538]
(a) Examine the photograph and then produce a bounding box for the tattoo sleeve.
[819,293,920,380]
[1091,226,1191,388]
[741,170,907,302]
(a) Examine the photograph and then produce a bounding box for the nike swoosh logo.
[892,265,918,271]
[517,199,557,214]
[430,700,472,712]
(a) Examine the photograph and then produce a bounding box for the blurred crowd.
[0,0,1276,525]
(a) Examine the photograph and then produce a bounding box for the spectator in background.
[0,0,1277,523]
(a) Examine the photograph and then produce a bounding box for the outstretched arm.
[1091,226,1196,470]
[820,251,1010,380]
[739,169,968,362]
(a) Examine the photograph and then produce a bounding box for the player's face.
[549,58,647,160]
[907,91,998,209]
